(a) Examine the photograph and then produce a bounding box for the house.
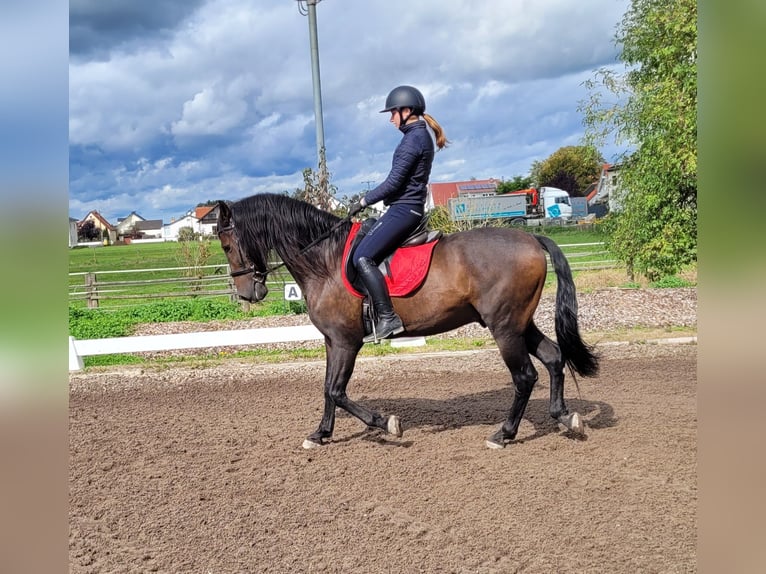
[162,205,223,240]
[427,178,501,210]
[587,163,623,214]
[163,211,200,240]
[68,217,78,247]
[115,211,146,239]
[78,210,116,244]
[195,205,221,236]
[134,219,164,239]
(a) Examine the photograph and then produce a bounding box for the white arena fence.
[68,327,426,371]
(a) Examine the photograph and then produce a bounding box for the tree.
[77,220,100,241]
[529,145,604,197]
[496,175,534,194]
[292,148,338,213]
[580,0,696,280]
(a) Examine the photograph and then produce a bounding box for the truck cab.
[538,187,573,219]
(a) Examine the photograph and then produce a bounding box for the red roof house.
[428,178,500,209]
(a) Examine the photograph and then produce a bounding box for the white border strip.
[68,327,428,371]
[69,325,324,371]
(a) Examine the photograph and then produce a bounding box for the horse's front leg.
[302,338,401,449]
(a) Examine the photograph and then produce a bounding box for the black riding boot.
[356,257,404,343]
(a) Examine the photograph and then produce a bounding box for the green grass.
[521,224,606,244]
[69,241,228,273]
[649,275,695,288]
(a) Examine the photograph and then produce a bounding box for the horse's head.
[216,201,269,303]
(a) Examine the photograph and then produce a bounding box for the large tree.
[581,0,697,280]
[530,145,604,197]
[496,175,534,194]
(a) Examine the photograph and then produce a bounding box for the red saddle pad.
[341,222,439,299]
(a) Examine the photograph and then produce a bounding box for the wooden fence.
[68,263,295,309]
[68,243,618,309]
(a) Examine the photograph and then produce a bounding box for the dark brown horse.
[216,194,598,449]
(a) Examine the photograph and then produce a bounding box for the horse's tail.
[534,235,600,377]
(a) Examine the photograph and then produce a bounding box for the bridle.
[217,224,275,288]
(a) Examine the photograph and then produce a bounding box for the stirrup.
[363,317,404,344]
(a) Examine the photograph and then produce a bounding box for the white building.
[68,217,78,247]
[163,212,201,240]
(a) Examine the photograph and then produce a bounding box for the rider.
[348,85,449,343]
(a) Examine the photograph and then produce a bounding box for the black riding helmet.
[379,85,426,116]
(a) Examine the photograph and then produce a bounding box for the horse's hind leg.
[525,322,583,435]
[486,334,539,449]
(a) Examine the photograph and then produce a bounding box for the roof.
[195,206,214,219]
[117,211,145,223]
[584,182,598,203]
[135,220,163,231]
[428,178,500,207]
[79,210,115,230]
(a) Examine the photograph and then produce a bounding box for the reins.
[220,214,352,280]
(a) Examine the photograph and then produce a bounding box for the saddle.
[342,215,442,299]
[341,215,442,338]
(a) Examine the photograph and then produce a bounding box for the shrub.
[649,275,694,288]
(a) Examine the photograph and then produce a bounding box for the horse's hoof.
[387,415,402,437]
[558,412,584,435]
[302,439,323,450]
[485,439,505,450]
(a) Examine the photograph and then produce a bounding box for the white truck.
[447,187,573,223]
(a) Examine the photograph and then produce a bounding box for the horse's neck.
[271,225,335,282]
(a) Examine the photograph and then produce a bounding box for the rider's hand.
[348,201,365,216]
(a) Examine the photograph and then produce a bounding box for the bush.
[177,227,199,242]
[649,275,694,288]
[69,300,249,339]
[69,307,133,339]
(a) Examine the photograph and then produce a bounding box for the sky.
[69,0,630,225]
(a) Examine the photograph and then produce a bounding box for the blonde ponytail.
[423,113,450,150]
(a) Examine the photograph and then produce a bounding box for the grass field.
[68,240,228,273]
[69,225,609,275]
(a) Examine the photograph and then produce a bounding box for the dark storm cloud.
[69,0,205,58]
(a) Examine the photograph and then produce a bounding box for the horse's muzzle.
[254,282,269,301]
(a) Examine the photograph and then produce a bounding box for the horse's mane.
[231,193,351,280]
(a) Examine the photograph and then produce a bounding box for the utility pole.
[296,0,328,195]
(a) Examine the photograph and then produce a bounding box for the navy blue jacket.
[364,120,435,207]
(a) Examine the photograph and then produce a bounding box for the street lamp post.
[296,0,327,193]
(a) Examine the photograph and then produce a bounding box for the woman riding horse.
[348,85,449,342]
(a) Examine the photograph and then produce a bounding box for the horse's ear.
[217,201,232,226]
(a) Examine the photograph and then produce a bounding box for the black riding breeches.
[352,203,423,266]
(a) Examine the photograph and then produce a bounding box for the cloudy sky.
[69,0,630,224]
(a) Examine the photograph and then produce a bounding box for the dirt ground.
[69,342,697,573]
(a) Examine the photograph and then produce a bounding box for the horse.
[216,193,599,449]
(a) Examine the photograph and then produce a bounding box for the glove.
[348,201,364,216]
